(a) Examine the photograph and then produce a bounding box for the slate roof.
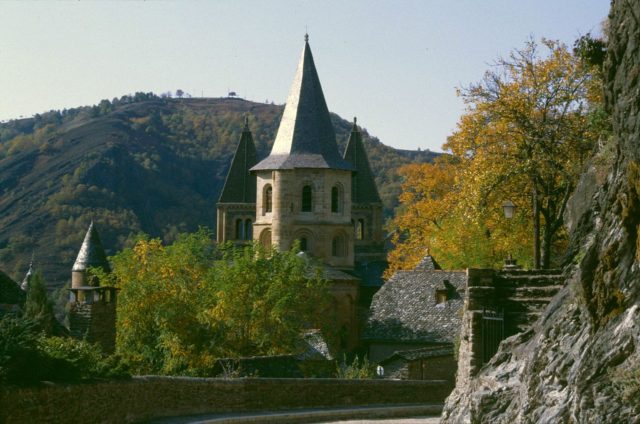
[219,118,257,203]
[0,270,25,305]
[252,36,354,171]
[343,119,382,204]
[364,264,466,343]
[415,254,441,271]
[72,222,111,273]
[379,345,454,365]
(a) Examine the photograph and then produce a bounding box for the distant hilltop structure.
[217,34,386,350]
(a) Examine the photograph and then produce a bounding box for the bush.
[335,354,375,379]
[0,316,129,385]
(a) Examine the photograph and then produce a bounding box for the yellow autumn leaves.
[387,38,607,274]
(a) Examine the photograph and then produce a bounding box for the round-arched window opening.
[263,185,273,214]
[302,185,313,212]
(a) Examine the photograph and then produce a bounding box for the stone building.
[364,254,465,381]
[67,222,119,353]
[217,35,385,351]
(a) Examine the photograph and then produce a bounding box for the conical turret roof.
[219,118,257,203]
[72,222,111,273]
[252,36,354,171]
[20,258,33,292]
[343,118,382,204]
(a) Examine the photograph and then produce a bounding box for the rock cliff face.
[442,2,640,422]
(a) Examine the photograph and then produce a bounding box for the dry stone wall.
[0,377,450,424]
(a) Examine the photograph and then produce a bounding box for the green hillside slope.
[0,94,438,286]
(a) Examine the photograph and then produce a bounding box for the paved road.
[319,418,440,423]
[151,404,442,423]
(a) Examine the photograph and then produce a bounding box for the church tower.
[217,117,257,244]
[251,35,355,270]
[343,118,385,264]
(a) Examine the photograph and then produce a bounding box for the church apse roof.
[252,36,354,171]
[219,118,257,203]
[343,119,382,204]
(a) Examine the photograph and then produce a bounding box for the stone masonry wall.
[68,301,117,354]
[455,269,563,386]
[0,377,450,424]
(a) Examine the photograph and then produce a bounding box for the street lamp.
[501,200,519,269]
[502,200,516,219]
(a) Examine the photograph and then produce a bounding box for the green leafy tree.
[110,229,333,375]
[23,271,57,336]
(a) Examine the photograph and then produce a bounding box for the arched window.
[302,185,312,212]
[244,219,253,240]
[263,185,273,214]
[300,237,308,252]
[331,185,343,213]
[332,234,346,257]
[260,228,272,248]
[356,219,365,240]
[235,219,244,240]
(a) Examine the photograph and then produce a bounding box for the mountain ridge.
[0,95,438,287]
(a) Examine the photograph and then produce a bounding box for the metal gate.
[481,309,505,365]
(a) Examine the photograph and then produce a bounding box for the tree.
[23,271,58,336]
[110,229,332,375]
[175,89,184,98]
[444,38,605,268]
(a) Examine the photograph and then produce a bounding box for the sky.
[0,1,609,152]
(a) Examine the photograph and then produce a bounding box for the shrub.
[335,354,375,379]
[0,316,129,385]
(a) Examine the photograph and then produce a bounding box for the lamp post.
[502,200,519,269]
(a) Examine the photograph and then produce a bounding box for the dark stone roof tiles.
[364,269,466,343]
[219,123,257,203]
[379,345,455,364]
[72,222,111,273]
[343,122,382,204]
[252,39,353,171]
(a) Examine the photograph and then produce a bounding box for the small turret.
[68,222,118,354]
[71,221,111,288]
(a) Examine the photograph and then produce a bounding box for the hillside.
[0,95,438,287]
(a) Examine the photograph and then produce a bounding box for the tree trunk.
[542,220,553,269]
[532,188,541,269]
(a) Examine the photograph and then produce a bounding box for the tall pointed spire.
[72,222,111,274]
[343,118,382,203]
[20,254,34,291]
[252,35,353,171]
[219,118,257,203]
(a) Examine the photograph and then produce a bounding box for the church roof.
[343,119,382,204]
[252,36,354,171]
[72,222,111,273]
[364,263,466,343]
[0,270,25,305]
[414,253,441,271]
[219,118,257,203]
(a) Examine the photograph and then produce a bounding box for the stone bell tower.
[251,34,355,270]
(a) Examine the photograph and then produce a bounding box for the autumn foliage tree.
[389,38,607,272]
[107,229,332,375]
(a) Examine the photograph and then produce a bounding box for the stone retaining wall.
[0,376,450,424]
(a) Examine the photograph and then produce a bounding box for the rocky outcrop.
[442,1,640,422]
